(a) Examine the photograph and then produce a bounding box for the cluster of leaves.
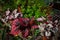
[0,0,47,18]
[21,0,47,19]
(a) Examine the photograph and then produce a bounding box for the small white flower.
[37,18,43,22]
[12,9,17,14]
[47,23,53,28]
[6,10,10,16]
